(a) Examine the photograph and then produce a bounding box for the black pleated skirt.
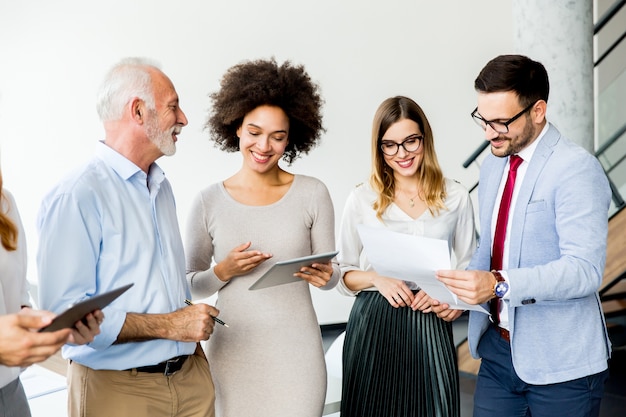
[341,291,459,417]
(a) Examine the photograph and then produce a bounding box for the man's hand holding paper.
[357,225,488,314]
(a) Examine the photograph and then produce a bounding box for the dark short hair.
[474,54,549,107]
[206,58,325,164]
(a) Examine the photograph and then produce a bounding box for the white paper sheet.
[357,224,488,313]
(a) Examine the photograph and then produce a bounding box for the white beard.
[146,114,178,156]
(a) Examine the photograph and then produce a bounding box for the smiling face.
[145,69,188,156]
[380,118,424,179]
[477,91,541,158]
[236,105,290,173]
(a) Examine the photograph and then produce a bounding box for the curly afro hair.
[206,58,325,164]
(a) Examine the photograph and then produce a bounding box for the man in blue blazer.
[435,55,611,417]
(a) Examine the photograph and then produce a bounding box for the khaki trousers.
[67,346,215,417]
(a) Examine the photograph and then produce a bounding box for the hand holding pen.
[185,299,229,328]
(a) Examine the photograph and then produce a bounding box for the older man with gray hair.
[38,57,218,417]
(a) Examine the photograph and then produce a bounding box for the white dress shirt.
[492,123,549,329]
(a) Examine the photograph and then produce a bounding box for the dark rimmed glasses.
[380,134,423,156]
[471,101,536,134]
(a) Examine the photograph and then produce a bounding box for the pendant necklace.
[398,189,420,207]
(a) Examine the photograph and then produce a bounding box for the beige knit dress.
[185,175,339,417]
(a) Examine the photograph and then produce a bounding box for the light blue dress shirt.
[37,141,194,370]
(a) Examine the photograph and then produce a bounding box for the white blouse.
[0,190,29,388]
[337,178,477,296]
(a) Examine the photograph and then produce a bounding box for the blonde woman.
[337,96,476,417]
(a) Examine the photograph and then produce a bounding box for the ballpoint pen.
[185,299,229,327]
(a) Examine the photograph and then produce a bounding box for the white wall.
[0,0,513,324]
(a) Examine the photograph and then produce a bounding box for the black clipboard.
[248,251,338,290]
[39,283,134,332]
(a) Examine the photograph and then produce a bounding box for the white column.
[511,0,594,151]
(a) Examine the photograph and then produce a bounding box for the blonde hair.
[0,172,18,251]
[369,96,446,220]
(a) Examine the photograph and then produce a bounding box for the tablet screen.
[249,251,338,290]
[39,283,134,332]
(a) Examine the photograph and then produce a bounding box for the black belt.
[130,355,189,376]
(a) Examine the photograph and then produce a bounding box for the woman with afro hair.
[185,58,340,417]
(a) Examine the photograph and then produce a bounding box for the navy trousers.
[473,325,608,417]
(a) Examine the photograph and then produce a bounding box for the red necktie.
[490,155,523,324]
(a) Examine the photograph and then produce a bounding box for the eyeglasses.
[380,134,423,156]
[470,101,536,134]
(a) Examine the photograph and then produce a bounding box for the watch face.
[495,281,509,298]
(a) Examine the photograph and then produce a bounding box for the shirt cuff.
[87,308,126,350]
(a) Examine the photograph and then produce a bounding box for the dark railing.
[462,141,489,169]
[596,120,626,157]
[594,0,626,66]
[594,0,626,33]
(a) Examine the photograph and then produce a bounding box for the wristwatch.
[491,270,509,298]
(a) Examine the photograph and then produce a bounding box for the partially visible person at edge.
[336,96,476,417]
[37,57,218,417]
[185,57,340,417]
[434,54,611,417]
[0,169,101,416]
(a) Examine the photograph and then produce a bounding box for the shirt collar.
[95,140,165,183]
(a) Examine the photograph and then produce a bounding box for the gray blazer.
[467,123,612,385]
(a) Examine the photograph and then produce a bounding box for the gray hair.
[96,57,161,122]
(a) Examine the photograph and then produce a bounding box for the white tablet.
[248,251,339,290]
[39,283,134,332]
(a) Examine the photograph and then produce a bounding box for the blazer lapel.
[508,124,559,268]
